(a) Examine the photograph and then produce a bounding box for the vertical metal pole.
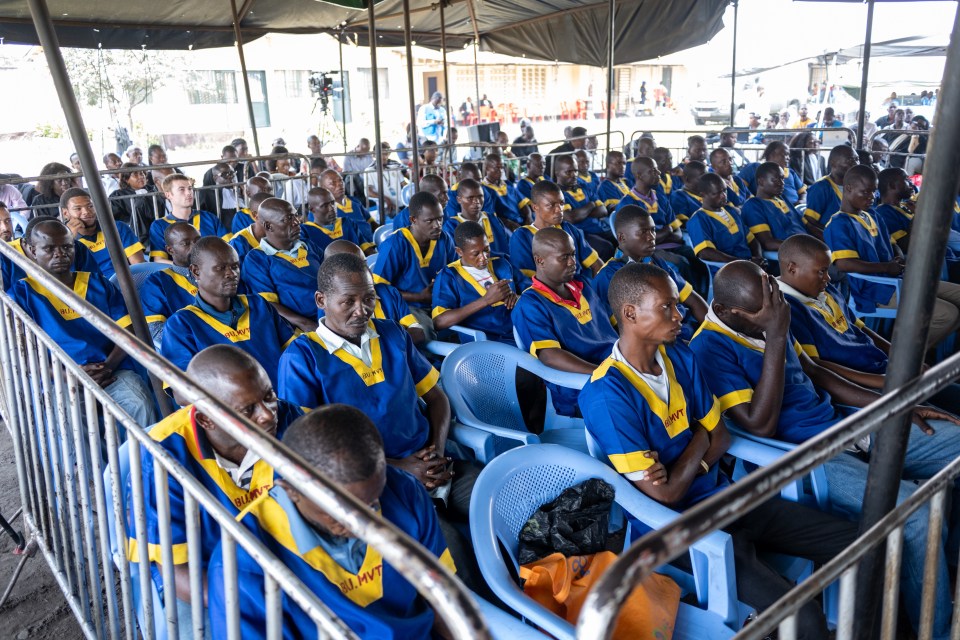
[729,0,739,128]
[605,0,615,156]
[231,0,262,157]
[403,0,421,192]
[856,0,875,150]
[339,33,349,156]
[473,41,481,122]
[25,0,171,416]
[854,8,960,638]
[440,0,453,162]
[367,0,387,225]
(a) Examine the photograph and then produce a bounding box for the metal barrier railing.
[0,235,490,639]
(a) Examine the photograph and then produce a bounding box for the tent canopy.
[0,0,728,67]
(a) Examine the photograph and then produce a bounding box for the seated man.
[162,237,295,387]
[596,150,631,210]
[741,162,808,252]
[15,218,156,427]
[516,152,545,219]
[874,167,917,253]
[709,147,751,209]
[319,168,376,244]
[509,180,602,280]
[690,260,960,639]
[687,173,765,265]
[670,161,706,223]
[197,161,238,230]
[60,186,144,279]
[323,240,425,344]
[802,144,859,236]
[391,174,449,231]
[574,149,600,201]
[445,162,494,219]
[580,262,858,640]
[230,176,273,234]
[825,165,960,349]
[513,227,617,416]
[226,191,272,262]
[208,404,455,640]
[653,147,682,197]
[372,192,455,338]
[129,345,302,630]
[480,153,525,229]
[149,174,228,262]
[595,206,706,340]
[140,222,200,349]
[2,214,100,293]
[554,155,613,261]
[443,178,510,256]
[302,186,374,255]
[241,197,325,333]
[432,221,520,344]
[738,141,806,207]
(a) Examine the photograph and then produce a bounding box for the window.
[187,70,238,105]
[521,67,547,100]
[356,68,390,100]
[280,70,309,98]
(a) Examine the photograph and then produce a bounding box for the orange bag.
[520,551,680,639]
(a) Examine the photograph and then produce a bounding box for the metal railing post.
[402,0,421,191]
[604,0,615,157]
[367,0,386,226]
[231,0,262,158]
[729,0,739,129]
[855,0,875,150]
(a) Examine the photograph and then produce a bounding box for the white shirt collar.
[314,318,379,367]
[776,277,830,311]
[214,447,260,489]
[259,238,305,257]
[706,306,766,351]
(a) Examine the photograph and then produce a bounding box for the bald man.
[226,191,272,262]
[390,174,450,231]
[689,260,960,638]
[139,221,200,349]
[302,186,373,254]
[319,169,376,243]
[231,176,274,234]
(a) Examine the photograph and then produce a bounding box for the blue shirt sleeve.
[159,312,202,372]
[371,236,403,287]
[431,267,461,318]
[240,251,279,304]
[513,295,560,356]
[148,220,168,260]
[278,339,324,410]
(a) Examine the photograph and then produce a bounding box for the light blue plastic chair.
[470,444,740,639]
[442,341,590,461]
[845,272,900,324]
[510,327,590,432]
[364,252,378,269]
[398,182,415,208]
[109,261,170,295]
[373,224,394,246]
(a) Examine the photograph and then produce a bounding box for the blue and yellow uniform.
[241,240,325,319]
[231,207,255,234]
[371,228,455,308]
[431,257,518,343]
[481,179,525,225]
[823,209,897,312]
[738,164,806,207]
[577,170,601,201]
[149,210,227,261]
[597,177,631,210]
[125,401,303,590]
[76,221,143,280]
[445,181,495,219]
[686,206,755,260]
[614,189,682,234]
[516,175,546,211]
[278,319,439,459]
[689,320,839,444]
[723,175,752,209]
[2,237,99,293]
[782,282,887,374]
[442,213,510,256]
[658,173,683,198]
[161,294,296,388]
[303,218,375,254]
[331,196,375,245]
[563,186,609,237]
[874,203,914,247]
[208,466,454,640]
[508,222,600,280]
[13,271,132,367]
[513,278,617,415]
[228,225,261,262]
[803,176,843,227]
[952,197,960,235]
[579,342,726,510]
[317,282,419,332]
[670,189,703,224]
[138,266,198,324]
[741,197,807,243]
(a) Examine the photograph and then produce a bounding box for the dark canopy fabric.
[0,0,728,66]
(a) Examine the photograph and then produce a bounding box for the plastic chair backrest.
[10,211,28,239]
[441,340,528,434]
[109,261,170,295]
[365,253,378,269]
[373,224,394,246]
[399,183,415,208]
[845,272,900,320]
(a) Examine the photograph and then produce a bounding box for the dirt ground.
[0,426,83,639]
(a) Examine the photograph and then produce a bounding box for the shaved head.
[843,164,878,190]
[186,345,267,398]
[282,405,385,484]
[712,260,766,312]
[531,226,571,258]
[419,174,446,194]
[257,197,294,224]
[778,234,830,271]
[324,239,365,260]
[608,262,673,324]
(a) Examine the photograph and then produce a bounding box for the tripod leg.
[0,511,23,551]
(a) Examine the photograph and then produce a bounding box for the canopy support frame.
[230,0,262,157]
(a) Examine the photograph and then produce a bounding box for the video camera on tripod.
[308,71,339,114]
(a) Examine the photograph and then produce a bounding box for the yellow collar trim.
[164,269,198,296]
[531,285,593,324]
[399,227,436,268]
[701,208,741,235]
[24,272,90,321]
[308,326,385,386]
[840,210,879,237]
[183,295,252,342]
[78,230,105,252]
[449,259,504,306]
[307,219,344,239]
[804,293,849,334]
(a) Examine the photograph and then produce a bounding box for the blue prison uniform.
[823,209,897,312]
[563,186,609,237]
[431,257,518,342]
[228,225,261,263]
[874,203,914,247]
[579,343,727,510]
[371,228,456,309]
[686,207,755,259]
[277,319,440,459]
[2,237,99,293]
[738,164,805,208]
[516,175,546,211]
[513,278,617,416]
[689,320,840,444]
[658,173,683,198]
[670,189,703,224]
[784,283,888,374]
[331,196,375,245]
[614,189,682,233]
[241,241,325,319]
[149,211,227,261]
[317,283,419,332]
[722,174,752,209]
[231,208,255,234]
[442,213,510,256]
[303,217,375,253]
[741,197,808,242]
[508,222,600,280]
[803,176,843,227]
[597,178,632,209]
[445,181,495,219]
[160,294,296,388]
[138,267,198,324]
[14,271,133,369]
[125,402,302,591]
[76,221,143,280]
[481,179,525,225]
[577,171,601,201]
[207,466,454,640]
